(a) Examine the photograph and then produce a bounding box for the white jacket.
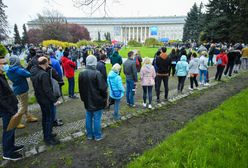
[199,56,208,70]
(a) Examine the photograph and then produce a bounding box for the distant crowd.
[0,42,248,161]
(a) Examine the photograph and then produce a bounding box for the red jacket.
[216,53,228,66]
[61,56,76,78]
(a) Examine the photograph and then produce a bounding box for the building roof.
[28,16,186,26]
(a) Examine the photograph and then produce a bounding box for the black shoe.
[51,133,57,138]
[69,95,78,99]
[3,152,23,161]
[45,138,60,146]
[13,145,24,152]
[53,120,64,127]
[157,99,161,103]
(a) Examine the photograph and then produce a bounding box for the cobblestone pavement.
[0,66,231,154]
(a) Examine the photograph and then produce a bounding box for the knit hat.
[9,56,21,67]
[86,55,97,67]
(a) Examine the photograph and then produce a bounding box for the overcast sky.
[3,0,209,34]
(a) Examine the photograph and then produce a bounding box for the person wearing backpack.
[175,53,189,94]
[134,50,142,72]
[215,48,228,81]
[107,64,125,120]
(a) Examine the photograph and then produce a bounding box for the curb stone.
[60,136,73,143]
[25,147,38,158]
[38,145,47,153]
[72,131,84,138]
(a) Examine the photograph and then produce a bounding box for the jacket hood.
[9,56,21,67]
[8,66,19,72]
[180,55,187,62]
[112,51,119,57]
[108,70,119,79]
[192,57,199,62]
[160,53,168,60]
[30,65,40,76]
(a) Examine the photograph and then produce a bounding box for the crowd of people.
[0,42,248,161]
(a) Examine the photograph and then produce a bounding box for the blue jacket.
[176,55,189,77]
[107,70,125,99]
[50,56,63,78]
[6,66,31,95]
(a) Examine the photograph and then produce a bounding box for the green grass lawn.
[128,88,248,168]
[119,46,172,58]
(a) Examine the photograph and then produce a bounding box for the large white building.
[27,16,186,42]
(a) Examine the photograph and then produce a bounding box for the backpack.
[217,57,222,65]
[135,56,140,68]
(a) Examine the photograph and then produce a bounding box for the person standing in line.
[61,51,77,99]
[110,47,123,66]
[241,45,248,70]
[168,48,178,76]
[123,51,138,107]
[224,48,236,77]
[79,55,108,141]
[215,48,228,81]
[199,51,209,86]
[6,56,38,129]
[176,54,189,94]
[155,47,171,103]
[208,44,216,66]
[96,54,107,82]
[30,57,60,146]
[140,57,156,109]
[134,50,143,73]
[0,57,24,161]
[188,53,199,90]
[107,63,125,120]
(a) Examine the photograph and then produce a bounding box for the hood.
[180,55,187,62]
[143,64,152,73]
[160,53,168,60]
[7,65,19,72]
[219,53,226,57]
[108,70,119,79]
[9,56,21,67]
[30,65,40,76]
[86,55,97,67]
[61,56,68,64]
[112,51,119,57]
[192,57,199,62]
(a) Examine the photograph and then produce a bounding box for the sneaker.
[13,145,24,152]
[130,104,136,108]
[53,120,64,127]
[142,103,147,108]
[148,104,152,109]
[26,115,38,123]
[87,136,93,140]
[45,138,60,146]
[188,87,194,91]
[3,152,23,161]
[17,123,25,129]
[204,83,210,86]
[95,135,105,141]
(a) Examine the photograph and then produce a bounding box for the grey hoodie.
[189,58,200,74]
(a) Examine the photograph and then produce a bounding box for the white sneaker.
[188,87,193,91]
[204,83,210,86]
[148,104,152,109]
[143,103,147,108]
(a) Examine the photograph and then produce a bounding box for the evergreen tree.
[183,3,204,42]
[14,24,21,44]
[22,24,29,45]
[0,0,8,41]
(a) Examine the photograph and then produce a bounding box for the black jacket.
[30,66,57,105]
[96,61,107,82]
[155,54,171,75]
[0,74,18,116]
[78,66,108,112]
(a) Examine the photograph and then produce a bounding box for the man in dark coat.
[31,56,60,146]
[79,55,108,141]
[0,57,23,161]
[96,54,107,82]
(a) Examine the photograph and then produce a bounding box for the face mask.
[1,64,9,72]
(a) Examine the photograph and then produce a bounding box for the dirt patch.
[7,72,248,168]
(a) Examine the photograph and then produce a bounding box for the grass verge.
[128,87,248,168]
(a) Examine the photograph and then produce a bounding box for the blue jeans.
[199,70,208,83]
[86,110,102,139]
[126,79,135,105]
[40,103,53,141]
[113,99,121,120]
[208,55,214,66]
[142,86,153,104]
[50,104,57,122]
[68,77,75,97]
[2,112,15,156]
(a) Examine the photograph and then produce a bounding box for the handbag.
[50,69,61,97]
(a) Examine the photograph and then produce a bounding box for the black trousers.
[215,66,225,81]
[224,63,234,77]
[39,103,53,141]
[169,64,176,76]
[190,75,198,88]
[178,76,186,92]
[155,76,169,100]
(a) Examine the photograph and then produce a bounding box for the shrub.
[128,40,143,47]
[0,44,8,58]
[42,40,77,48]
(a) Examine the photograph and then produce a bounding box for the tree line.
[183,0,248,43]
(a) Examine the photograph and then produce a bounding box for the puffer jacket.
[107,70,125,99]
[30,66,57,105]
[78,66,108,112]
[140,64,156,86]
[7,65,31,95]
[189,58,200,74]
[176,55,189,76]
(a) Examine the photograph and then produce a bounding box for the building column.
[128,27,131,41]
[148,27,150,38]
[136,27,139,41]
[132,27,134,40]
[140,27,143,42]
[120,27,123,42]
[144,27,147,40]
